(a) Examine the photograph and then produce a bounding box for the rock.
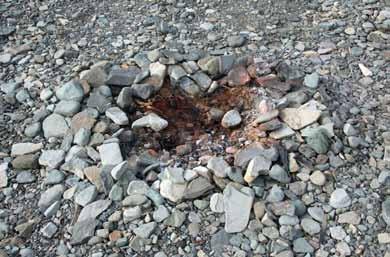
[382,199,390,225]
[304,72,320,89]
[133,222,157,239]
[266,185,284,202]
[269,165,290,183]
[184,177,214,199]
[330,188,351,209]
[190,71,212,91]
[44,170,65,185]
[244,155,272,183]
[111,161,128,180]
[71,111,97,133]
[300,218,321,235]
[223,184,254,233]
[11,142,43,156]
[105,66,140,86]
[280,106,321,130]
[24,122,41,137]
[343,123,358,136]
[16,171,36,183]
[329,226,347,240]
[56,80,84,102]
[131,84,155,100]
[309,170,326,186]
[153,205,170,222]
[336,242,351,256]
[149,62,167,78]
[160,178,186,203]
[165,210,186,227]
[0,163,8,188]
[221,110,242,128]
[54,100,81,116]
[71,218,98,245]
[179,77,201,97]
[168,65,187,81]
[42,114,70,138]
[77,199,112,222]
[378,233,390,244]
[210,193,224,213]
[358,63,372,76]
[87,92,111,113]
[80,65,108,87]
[227,66,251,86]
[0,53,12,63]
[39,150,65,169]
[303,128,330,154]
[41,222,57,238]
[338,211,361,225]
[75,185,98,207]
[293,238,314,253]
[131,113,168,132]
[105,107,129,125]
[38,185,65,212]
[117,87,134,109]
[227,35,246,47]
[207,157,230,178]
[73,128,91,146]
[234,143,278,168]
[98,143,123,166]
[269,125,295,139]
[12,154,39,170]
[308,207,324,222]
[123,206,142,222]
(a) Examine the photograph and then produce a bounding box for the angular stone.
[244,156,272,183]
[105,66,140,86]
[75,185,98,207]
[227,66,250,86]
[190,71,212,91]
[338,211,361,225]
[210,193,224,213]
[12,154,39,170]
[269,125,295,139]
[179,77,200,97]
[207,157,230,178]
[0,163,8,188]
[38,185,65,212]
[98,143,123,166]
[184,177,214,199]
[301,218,321,235]
[131,84,155,100]
[304,72,320,89]
[80,65,108,87]
[234,143,278,168]
[123,206,142,222]
[293,238,314,253]
[71,218,98,245]
[11,142,43,157]
[117,87,134,109]
[269,165,290,183]
[105,107,129,125]
[223,184,254,233]
[133,222,157,239]
[330,188,351,209]
[280,107,321,130]
[382,199,390,226]
[87,92,111,113]
[303,128,330,154]
[131,113,168,132]
[77,199,112,222]
[39,150,65,169]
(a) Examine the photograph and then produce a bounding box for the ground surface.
[0,0,390,257]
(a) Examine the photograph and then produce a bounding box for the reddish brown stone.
[109,230,122,242]
[227,66,251,86]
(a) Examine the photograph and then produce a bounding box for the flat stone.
[111,161,128,180]
[71,218,98,245]
[87,92,111,113]
[310,170,326,186]
[42,114,70,138]
[280,106,321,130]
[301,218,321,235]
[123,206,142,222]
[56,80,84,102]
[179,76,200,97]
[117,87,134,109]
[0,163,8,188]
[329,226,347,240]
[190,71,212,91]
[221,110,242,128]
[338,211,361,225]
[269,125,295,139]
[266,185,284,203]
[105,66,140,86]
[44,170,65,185]
[133,222,157,239]
[382,199,390,225]
[41,222,57,238]
[39,150,65,169]
[378,233,390,244]
[153,205,170,222]
[71,111,97,133]
[165,210,186,227]
[293,238,314,253]
[16,171,36,183]
[131,84,155,100]
[105,107,129,125]
[227,35,246,47]
[77,199,112,222]
[207,157,230,178]
[210,193,224,213]
[223,184,254,233]
[131,113,168,132]
[80,65,108,87]
[75,185,98,207]
[303,128,330,154]
[234,143,278,168]
[38,185,65,212]
[304,72,320,89]
[307,207,324,222]
[227,66,250,86]
[329,188,351,209]
[98,143,123,166]
[11,142,43,157]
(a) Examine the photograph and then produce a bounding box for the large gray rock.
[77,199,112,222]
[39,150,65,169]
[38,185,65,212]
[42,114,70,138]
[11,142,43,156]
[105,66,140,86]
[56,80,84,102]
[223,183,254,233]
[71,218,98,245]
[329,188,351,209]
[75,185,98,207]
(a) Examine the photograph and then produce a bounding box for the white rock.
[358,63,373,77]
[98,142,123,166]
[105,107,129,125]
[0,162,8,188]
[131,113,168,132]
[207,157,229,178]
[11,142,43,157]
[111,161,128,180]
[329,188,351,209]
[280,106,321,130]
[223,183,254,233]
[210,193,224,213]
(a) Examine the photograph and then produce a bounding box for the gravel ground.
[0,0,390,257]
